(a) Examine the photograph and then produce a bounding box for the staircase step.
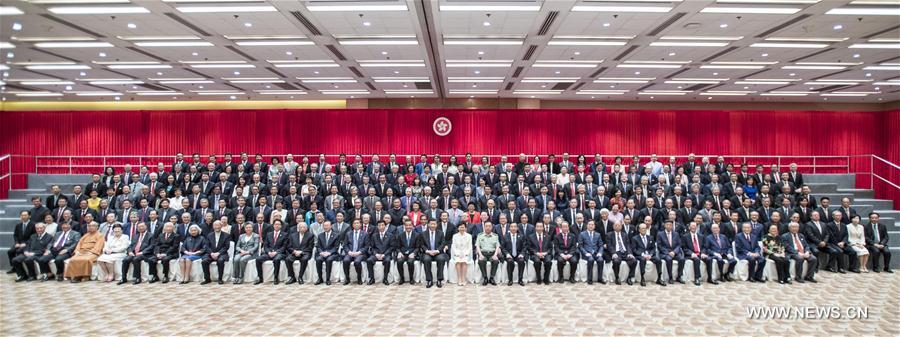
[7,189,48,200]
[0,232,12,247]
[804,174,856,189]
[854,199,894,211]
[837,189,876,199]
[806,183,838,193]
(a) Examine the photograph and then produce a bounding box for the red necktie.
[134,233,144,254]
[692,234,700,254]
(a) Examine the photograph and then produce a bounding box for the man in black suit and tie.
[578,221,604,285]
[149,223,179,283]
[554,222,578,284]
[314,221,341,285]
[342,219,370,285]
[704,224,736,284]
[254,220,288,285]
[502,223,528,286]
[367,221,394,285]
[657,220,685,284]
[396,220,420,285]
[37,221,80,281]
[606,220,637,285]
[201,220,231,284]
[865,212,892,273]
[11,222,51,282]
[6,211,35,275]
[528,221,553,285]
[682,221,710,286]
[826,211,858,273]
[782,222,818,283]
[419,219,449,288]
[632,223,664,287]
[285,222,315,284]
[119,222,154,285]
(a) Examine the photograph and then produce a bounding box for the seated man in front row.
[554,222,578,283]
[367,221,394,285]
[682,221,711,286]
[315,221,341,285]
[254,220,288,285]
[578,221,604,284]
[782,222,818,283]
[735,222,766,282]
[606,220,637,285]
[342,219,369,285]
[395,220,419,285]
[285,222,314,285]
[632,223,664,287]
[11,223,51,282]
[704,223,736,284]
[37,221,81,282]
[419,219,449,288]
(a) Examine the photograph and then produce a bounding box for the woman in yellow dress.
[64,221,104,282]
[86,190,101,211]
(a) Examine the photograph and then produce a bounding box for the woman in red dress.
[407,201,425,230]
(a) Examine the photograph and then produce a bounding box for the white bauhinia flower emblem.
[432,117,452,136]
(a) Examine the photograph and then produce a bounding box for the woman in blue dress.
[178,224,207,284]
[743,176,759,201]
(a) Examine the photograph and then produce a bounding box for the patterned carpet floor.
[2,271,898,336]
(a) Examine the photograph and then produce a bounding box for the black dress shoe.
[325,280,332,286]
[437,281,443,288]
[587,280,593,285]
[6,270,17,274]
[57,275,64,282]
[626,278,634,286]
[756,278,766,283]
[343,280,351,286]
[694,279,701,286]
[838,269,846,274]
[747,278,755,283]
[117,280,128,285]
[778,280,785,284]
[315,279,324,285]
[217,280,224,285]
[677,278,686,284]
[795,278,804,283]
[805,277,817,283]
[298,279,305,285]
[15,276,27,282]
[482,278,488,286]
[132,279,142,285]
[273,280,280,285]
[614,279,621,285]
[850,269,860,273]
[162,277,169,284]
[70,278,81,283]
[508,280,514,286]
[725,275,734,282]
[885,269,893,273]
[356,279,363,285]
[382,279,389,285]
[285,278,296,285]
[489,278,497,286]
[656,279,665,286]
[599,278,607,285]
[568,277,576,284]
[640,280,646,286]
[708,279,719,285]
[518,280,525,286]
[367,279,375,285]
[426,281,434,288]
[26,276,37,282]
[398,279,405,285]
[254,280,263,285]
[149,276,159,283]
[667,279,674,285]
[201,280,211,285]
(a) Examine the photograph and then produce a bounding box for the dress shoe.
[133,279,142,285]
[398,279,405,285]
[273,280,280,285]
[325,280,332,286]
[568,277,576,284]
[489,278,497,286]
[826,267,837,273]
[6,270,16,274]
[149,276,159,283]
[201,279,212,285]
[426,281,434,288]
[667,279,673,285]
[587,280,593,285]
[315,279,324,285]
[614,279,621,285]
[233,279,241,284]
[43,274,53,281]
[382,279,389,285]
[795,277,804,283]
[873,269,881,273]
[778,280,785,284]
[367,279,375,285]
[57,275,64,282]
[518,280,525,286]
[885,269,893,273]
[117,279,128,285]
[343,279,351,286]
[285,277,296,285]
[805,277,817,283]
[694,279,701,286]
[544,280,551,285]
[755,278,766,283]
[598,278,606,285]
[508,280,514,286]
[482,278,488,286]
[70,278,81,283]
[555,278,565,284]
[838,269,846,274]
[677,278,685,284]
[850,269,860,273]
[437,281,443,288]
[356,279,363,285]
[162,277,169,284]
[640,280,646,287]
[298,279,305,285]
[708,279,719,285]
[656,279,666,286]
[626,278,633,286]
[217,280,224,285]
[26,276,36,282]
[747,278,755,283]
[15,276,27,282]
[179,281,186,285]
[254,279,263,285]
[725,274,734,282]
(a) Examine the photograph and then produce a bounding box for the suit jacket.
[418,229,447,253]
[631,234,657,258]
[287,231,315,256]
[24,232,53,254]
[501,232,527,258]
[734,232,760,259]
[205,231,231,259]
[682,232,706,256]
[827,221,849,246]
[123,230,154,256]
[553,232,577,257]
[343,230,370,256]
[527,232,553,256]
[47,230,80,252]
[804,221,829,249]
[704,234,731,256]
[605,230,632,255]
[865,222,889,246]
[656,230,682,256]
[153,232,180,256]
[577,231,603,257]
[396,230,420,255]
[781,232,811,255]
[12,221,36,245]
[315,230,341,255]
[368,230,395,256]
[262,230,288,255]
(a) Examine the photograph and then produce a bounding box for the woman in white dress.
[557,166,571,186]
[847,215,870,272]
[97,224,130,282]
[450,223,473,286]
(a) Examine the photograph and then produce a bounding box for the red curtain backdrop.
[0,109,888,156]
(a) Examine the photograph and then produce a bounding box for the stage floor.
[2,271,898,336]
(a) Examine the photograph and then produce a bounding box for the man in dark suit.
[254,220,288,285]
[502,223,528,286]
[11,222,51,282]
[782,222,818,283]
[419,219,449,288]
[201,220,231,284]
[826,211,858,273]
[342,219,370,285]
[606,220,637,285]
[804,211,829,260]
[119,222,154,285]
[149,223,179,283]
[865,212,892,273]
[367,221,394,285]
[285,222,315,284]
[735,222,765,282]
[6,210,35,274]
[578,221,604,284]
[528,221,553,285]
[395,220,420,285]
[37,221,80,281]
[657,220,684,284]
[682,221,710,286]
[632,223,664,287]
[704,224,736,283]
[553,222,578,284]
[314,221,341,285]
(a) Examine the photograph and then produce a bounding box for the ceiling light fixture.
[306,5,408,11]
[176,5,277,13]
[700,7,801,14]
[134,41,214,47]
[0,6,24,15]
[35,42,114,48]
[47,6,150,14]
[571,5,672,12]
[438,5,541,11]
[826,7,900,15]
[849,43,900,49]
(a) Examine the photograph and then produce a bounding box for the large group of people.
[6,152,893,288]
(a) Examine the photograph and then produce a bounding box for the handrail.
[873,154,900,170]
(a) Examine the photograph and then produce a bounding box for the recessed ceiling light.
[244,22,252,28]
[478,51,484,55]
[866,73,872,77]
[314,71,320,74]
[393,71,399,74]
[191,52,198,56]
[555,71,561,74]
[79,72,86,76]
[789,73,796,76]
[65,85,73,90]
[47,6,150,14]
[474,70,480,74]
[719,23,728,28]
[98,52,107,57]
[11,22,21,31]
[853,53,860,58]
[127,23,136,29]
[233,71,240,75]
[833,24,843,30]
[483,21,491,26]
[573,51,580,55]
[602,23,611,27]
[700,7,801,14]
[5,52,12,58]
[381,51,388,55]
[762,53,769,57]
[363,21,371,26]
[156,72,163,75]
[635,71,641,75]
[668,52,676,56]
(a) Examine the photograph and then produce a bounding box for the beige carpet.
[2,272,898,336]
